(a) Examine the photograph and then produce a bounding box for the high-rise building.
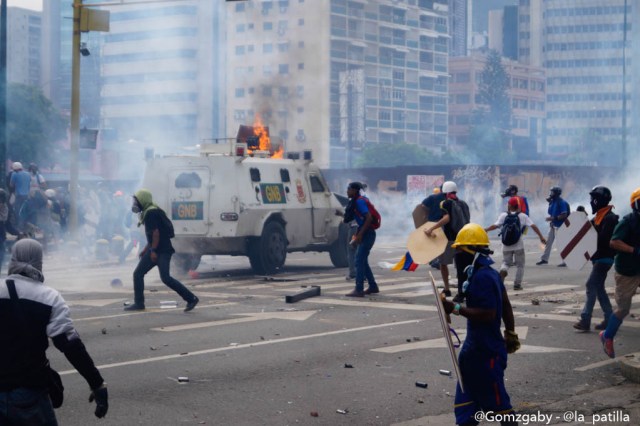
[517,0,543,67]
[7,7,42,87]
[540,0,629,156]
[449,0,470,57]
[488,6,518,60]
[100,2,224,147]
[225,0,450,168]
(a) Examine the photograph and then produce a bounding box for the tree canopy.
[353,142,459,167]
[6,83,67,168]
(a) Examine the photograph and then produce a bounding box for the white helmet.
[442,181,458,194]
[12,162,22,171]
[45,189,56,198]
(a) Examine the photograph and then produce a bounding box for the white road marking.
[508,284,576,295]
[575,352,640,371]
[516,312,640,328]
[301,297,437,312]
[73,302,236,322]
[151,310,317,332]
[66,299,126,307]
[372,326,529,353]
[59,319,423,375]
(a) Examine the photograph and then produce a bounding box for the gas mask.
[132,198,142,213]
[589,197,600,215]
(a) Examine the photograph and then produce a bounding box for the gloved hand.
[89,384,108,418]
[504,330,521,354]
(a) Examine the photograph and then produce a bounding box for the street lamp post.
[68,0,82,233]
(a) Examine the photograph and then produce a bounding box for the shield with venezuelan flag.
[391,251,419,271]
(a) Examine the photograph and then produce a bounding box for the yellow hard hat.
[631,187,640,210]
[451,223,489,248]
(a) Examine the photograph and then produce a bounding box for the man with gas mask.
[573,186,618,332]
[124,189,199,312]
[536,186,570,266]
[600,188,640,358]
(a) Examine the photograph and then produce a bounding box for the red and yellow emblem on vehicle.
[295,179,306,203]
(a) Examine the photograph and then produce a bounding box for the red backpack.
[354,196,381,230]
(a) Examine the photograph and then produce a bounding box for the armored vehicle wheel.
[172,253,201,275]
[248,221,288,275]
[329,223,349,268]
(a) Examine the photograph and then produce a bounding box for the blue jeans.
[580,261,613,326]
[355,230,377,292]
[133,251,196,306]
[0,387,58,426]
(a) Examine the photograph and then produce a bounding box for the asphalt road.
[31,236,638,425]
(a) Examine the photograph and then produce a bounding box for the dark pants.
[355,230,377,292]
[0,387,58,426]
[580,262,613,327]
[133,251,196,306]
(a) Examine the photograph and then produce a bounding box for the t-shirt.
[460,255,507,358]
[493,212,534,252]
[10,171,31,196]
[421,192,446,222]
[612,213,640,276]
[143,209,175,254]
[353,196,371,229]
[30,173,45,191]
[548,197,570,227]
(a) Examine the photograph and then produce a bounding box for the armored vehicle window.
[175,172,202,188]
[280,168,290,182]
[250,168,261,182]
[309,175,325,193]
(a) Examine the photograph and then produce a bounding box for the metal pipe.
[69,0,82,233]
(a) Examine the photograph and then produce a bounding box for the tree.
[466,50,512,163]
[6,83,67,168]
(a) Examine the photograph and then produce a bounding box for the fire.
[272,145,284,159]
[252,114,271,151]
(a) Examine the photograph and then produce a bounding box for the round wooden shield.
[407,221,448,264]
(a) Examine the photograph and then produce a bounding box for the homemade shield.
[407,222,448,264]
[555,211,597,271]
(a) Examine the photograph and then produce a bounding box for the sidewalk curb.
[619,355,640,384]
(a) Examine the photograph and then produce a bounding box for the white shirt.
[493,212,535,252]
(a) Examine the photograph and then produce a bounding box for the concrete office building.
[488,5,518,61]
[100,2,224,147]
[541,0,629,157]
[449,52,545,158]
[7,7,42,87]
[449,0,471,57]
[226,0,450,169]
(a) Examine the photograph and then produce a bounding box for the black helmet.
[589,186,612,214]
[501,184,518,198]
[550,186,562,197]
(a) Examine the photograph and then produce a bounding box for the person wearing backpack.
[345,182,380,297]
[485,197,546,290]
[573,186,617,332]
[124,189,199,312]
[536,186,570,266]
[501,184,529,216]
[424,181,471,302]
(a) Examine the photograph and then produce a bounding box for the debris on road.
[110,278,122,287]
[285,286,321,303]
[439,369,452,376]
[531,298,540,305]
[344,363,354,368]
[336,409,348,415]
[178,376,189,383]
[150,346,158,351]
[415,381,428,388]
[101,328,107,335]
[310,411,319,417]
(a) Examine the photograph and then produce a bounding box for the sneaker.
[536,260,548,265]
[443,289,452,298]
[599,331,615,358]
[557,263,567,267]
[452,293,465,303]
[594,321,608,331]
[345,275,355,281]
[124,303,145,311]
[573,321,590,332]
[364,287,380,295]
[184,297,199,312]
[513,284,523,291]
[345,290,365,298]
[499,270,508,282]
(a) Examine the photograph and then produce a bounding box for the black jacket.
[591,210,618,261]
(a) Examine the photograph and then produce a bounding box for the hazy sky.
[9,0,42,11]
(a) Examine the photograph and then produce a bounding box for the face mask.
[132,199,141,213]
[590,198,599,215]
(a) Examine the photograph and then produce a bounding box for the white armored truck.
[140,142,349,275]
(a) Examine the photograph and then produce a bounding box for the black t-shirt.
[144,209,174,254]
